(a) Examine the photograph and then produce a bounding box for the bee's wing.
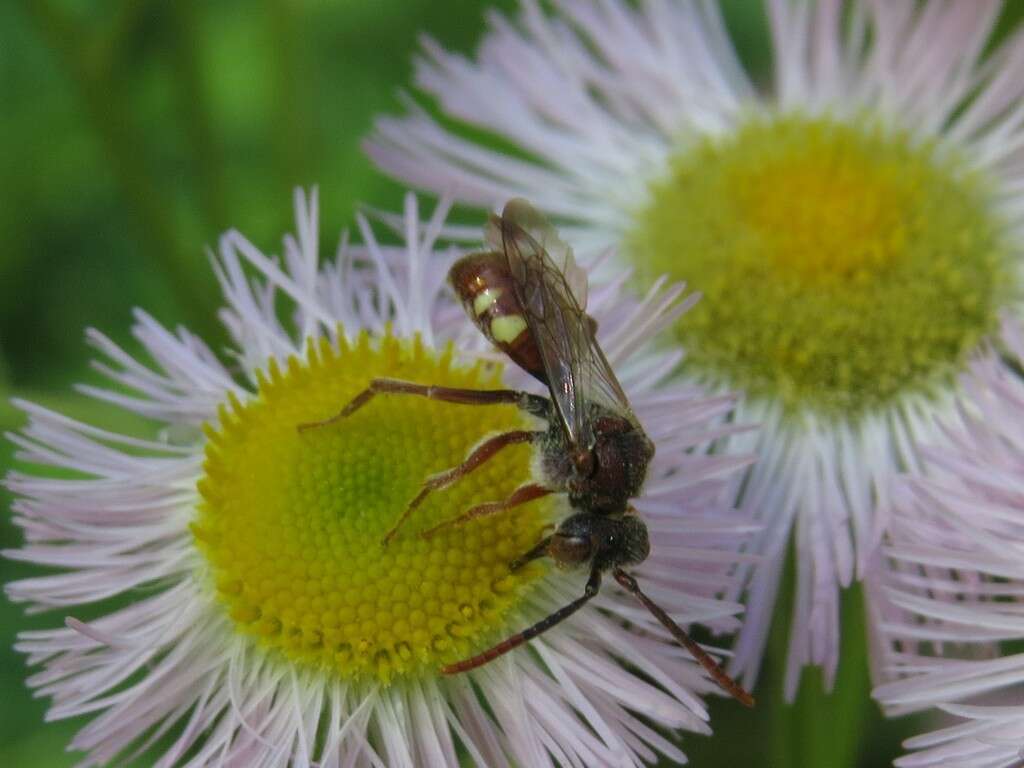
[487,199,589,310]
[496,200,632,449]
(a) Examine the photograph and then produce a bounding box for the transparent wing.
[495,200,632,448]
[487,198,588,310]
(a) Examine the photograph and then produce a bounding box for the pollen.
[193,331,554,683]
[631,115,1015,415]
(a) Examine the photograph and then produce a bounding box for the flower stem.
[768,552,872,768]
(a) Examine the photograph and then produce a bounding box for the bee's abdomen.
[449,252,547,383]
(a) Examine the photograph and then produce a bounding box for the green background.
[4,1,1019,765]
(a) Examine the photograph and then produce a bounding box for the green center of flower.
[630,115,1014,415]
[192,331,553,683]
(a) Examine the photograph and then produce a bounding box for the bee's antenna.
[612,569,755,708]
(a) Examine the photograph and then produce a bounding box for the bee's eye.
[605,534,616,547]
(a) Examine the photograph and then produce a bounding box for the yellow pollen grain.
[193,331,554,683]
[631,115,1014,416]
[491,315,527,344]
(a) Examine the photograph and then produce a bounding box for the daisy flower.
[871,317,1024,768]
[4,188,755,767]
[365,0,1024,697]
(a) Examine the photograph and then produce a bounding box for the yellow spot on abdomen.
[473,288,502,316]
[194,331,554,683]
[491,315,527,343]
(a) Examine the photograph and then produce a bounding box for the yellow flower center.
[192,331,554,683]
[631,115,1014,415]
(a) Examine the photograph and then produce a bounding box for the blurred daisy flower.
[871,318,1024,768]
[4,189,755,766]
[366,0,1024,696]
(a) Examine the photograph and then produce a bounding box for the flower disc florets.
[632,115,1013,416]
[195,331,552,682]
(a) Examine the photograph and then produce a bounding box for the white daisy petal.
[868,315,1024,762]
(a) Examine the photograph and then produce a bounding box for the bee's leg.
[419,483,553,540]
[381,430,544,545]
[297,378,549,432]
[613,568,756,708]
[442,567,602,674]
[508,535,553,572]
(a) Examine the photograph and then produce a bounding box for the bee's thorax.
[539,405,654,515]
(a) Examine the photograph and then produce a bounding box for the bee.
[301,200,753,707]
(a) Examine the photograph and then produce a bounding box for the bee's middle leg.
[419,483,553,540]
[381,429,543,545]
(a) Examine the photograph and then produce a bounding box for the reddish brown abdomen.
[449,252,547,384]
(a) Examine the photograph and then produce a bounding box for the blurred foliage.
[1,0,1020,766]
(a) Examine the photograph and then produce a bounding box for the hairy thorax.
[538,404,654,515]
